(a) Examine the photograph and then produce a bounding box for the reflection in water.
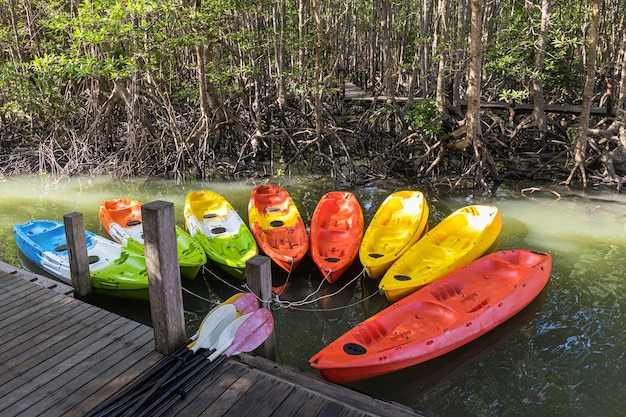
[1,177,625,416]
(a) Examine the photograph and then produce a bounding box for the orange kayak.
[248,184,309,272]
[310,250,552,383]
[99,198,207,280]
[310,191,364,283]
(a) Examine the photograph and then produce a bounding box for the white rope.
[200,264,385,313]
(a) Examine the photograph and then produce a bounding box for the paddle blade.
[191,303,238,352]
[225,308,274,357]
[208,312,253,361]
[232,292,260,314]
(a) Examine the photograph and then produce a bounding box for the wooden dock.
[0,262,427,417]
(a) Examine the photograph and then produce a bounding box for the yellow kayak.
[379,204,502,302]
[359,190,429,279]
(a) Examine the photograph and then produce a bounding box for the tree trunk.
[380,0,393,98]
[466,0,500,190]
[453,0,469,113]
[436,0,449,113]
[465,0,482,148]
[312,0,324,141]
[529,0,551,151]
[564,0,600,188]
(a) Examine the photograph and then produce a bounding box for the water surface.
[0,175,623,416]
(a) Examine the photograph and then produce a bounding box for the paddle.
[147,308,275,417]
[87,294,261,417]
[129,311,255,417]
[85,299,243,417]
[122,303,240,416]
[187,292,258,348]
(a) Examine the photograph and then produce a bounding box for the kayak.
[379,204,502,302]
[248,184,309,273]
[309,249,552,383]
[99,198,207,280]
[359,190,429,279]
[310,191,364,283]
[184,190,258,279]
[13,219,150,301]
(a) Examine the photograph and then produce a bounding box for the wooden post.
[246,255,276,360]
[63,212,93,302]
[142,200,186,355]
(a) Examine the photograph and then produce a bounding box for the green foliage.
[483,0,587,100]
[499,89,530,102]
[404,99,443,137]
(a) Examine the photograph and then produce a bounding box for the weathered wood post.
[63,212,93,301]
[142,200,186,355]
[246,255,276,360]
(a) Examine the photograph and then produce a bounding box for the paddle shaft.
[132,354,228,417]
[150,356,228,417]
[89,349,218,417]
[85,343,190,417]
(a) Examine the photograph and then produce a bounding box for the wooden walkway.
[343,81,608,115]
[0,262,427,417]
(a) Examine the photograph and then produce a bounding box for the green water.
[1,175,624,416]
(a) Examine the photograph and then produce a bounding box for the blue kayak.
[14,219,150,301]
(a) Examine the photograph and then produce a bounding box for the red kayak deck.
[309,250,552,383]
[309,191,364,283]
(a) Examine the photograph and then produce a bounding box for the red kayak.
[248,184,309,272]
[309,249,552,383]
[309,191,364,283]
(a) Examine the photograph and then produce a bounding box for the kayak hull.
[248,184,309,273]
[310,250,552,383]
[310,191,364,282]
[14,219,150,301]
[379,204,502,302]
[359,190,429,279]
[184,190,258,280]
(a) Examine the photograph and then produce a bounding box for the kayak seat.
[430,281,464,302]
[275,237,292,250]
[354,321,387,346]
[54,244,68,252]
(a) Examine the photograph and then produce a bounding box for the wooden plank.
[175,361,248,417]
[237,355,426,417]
[21,325,156,416]
[316,401,349,417]
[0,299,88,358]
[69,349,163,417]
[221,373,282,417]
[0,316,140,415]
[0,268,160,417]
[0,275,50,305]
[267,389,329,417]
[0,261,74,295]
[0,310,122,402]
[0,307,111,383]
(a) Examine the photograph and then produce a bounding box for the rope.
[199,264,385,313]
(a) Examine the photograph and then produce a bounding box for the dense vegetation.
[1,0,625,192]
